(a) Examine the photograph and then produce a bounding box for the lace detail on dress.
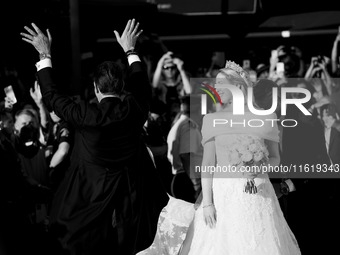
[137,196,195,255]
[238,179,276,250]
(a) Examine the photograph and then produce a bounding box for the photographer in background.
[13,107,52,239]
[0,107,28,255]
[305,55,335,99]
[269,45,303,85]
[152,51,192,126]
[0,106,52,255]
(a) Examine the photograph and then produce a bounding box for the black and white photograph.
[1,1,340,254]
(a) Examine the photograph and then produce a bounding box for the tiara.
[224,60,244,75]
[224,60,253,87]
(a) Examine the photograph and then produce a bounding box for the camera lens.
[20,123,38,145]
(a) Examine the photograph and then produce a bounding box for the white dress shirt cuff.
[127,54,140,65]
[36,58,52,71]
[285,179,296,192]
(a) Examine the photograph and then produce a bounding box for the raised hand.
[311,56,318,67]
[318,58,327,70]
[114,19,143,52]
[20,23,52,56]
[156,51,173,67]
[30,81,43,105]
[173,58,184,71]
[160,51,173,62]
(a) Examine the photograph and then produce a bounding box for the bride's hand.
[203,204,216,229]
[242,160,262,179]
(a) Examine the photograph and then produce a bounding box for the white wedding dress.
[187,134,301,255]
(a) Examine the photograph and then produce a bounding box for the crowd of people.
[1,18,340,255]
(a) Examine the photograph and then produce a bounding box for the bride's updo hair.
[217,61,254,102]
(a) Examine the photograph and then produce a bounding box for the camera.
[313,55,324,66]
[19,123,39,146]
[15,123,40,157]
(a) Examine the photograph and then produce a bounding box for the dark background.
[1,0,340,95]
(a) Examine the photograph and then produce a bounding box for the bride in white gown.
[138,61,301,255]
[186,62,301,255]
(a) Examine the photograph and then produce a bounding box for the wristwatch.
[39,52,52,60]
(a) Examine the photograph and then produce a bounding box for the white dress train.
[137,195,195,255]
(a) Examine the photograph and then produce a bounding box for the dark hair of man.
[320,103,337,119]
[278,53,301,78]
[93,61,124,95]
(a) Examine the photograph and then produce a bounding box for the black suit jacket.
[327,127,340,165]
[37,61,168,255]
[279,105,340,253]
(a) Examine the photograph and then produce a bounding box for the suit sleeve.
[125,61,151,121]
[37,67,87,128]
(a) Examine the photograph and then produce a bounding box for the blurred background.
[1,0,340,94]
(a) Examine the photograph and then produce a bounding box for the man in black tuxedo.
[20,20,168,255]
[280,96,336,254]
[318,103,340,239]
[254,78,334,253]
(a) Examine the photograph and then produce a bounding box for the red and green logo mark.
[199,83,223,106]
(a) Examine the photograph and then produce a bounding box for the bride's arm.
[201,139,216,206]
[201,139,217,228]
[264,140,280,167]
